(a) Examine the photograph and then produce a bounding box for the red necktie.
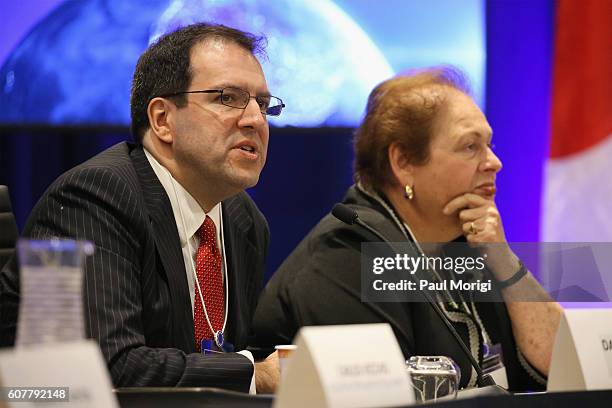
[193,216,225,352]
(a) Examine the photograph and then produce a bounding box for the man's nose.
[238,98,266,129]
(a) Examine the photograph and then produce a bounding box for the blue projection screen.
[0,0,484,127]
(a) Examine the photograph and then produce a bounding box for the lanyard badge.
[200,333,235,355]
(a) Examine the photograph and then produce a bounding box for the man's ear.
[388,142,415,188]
[147,97,174,144]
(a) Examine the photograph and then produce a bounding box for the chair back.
[0,185,19,269]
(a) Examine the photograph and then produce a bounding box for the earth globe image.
[0,0,394,127]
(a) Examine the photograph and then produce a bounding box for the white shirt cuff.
[236,350,256,394]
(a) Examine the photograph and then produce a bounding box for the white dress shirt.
[144,148,256,393]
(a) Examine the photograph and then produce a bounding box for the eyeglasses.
[158,87,285,116]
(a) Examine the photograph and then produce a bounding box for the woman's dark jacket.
[253,185,546,391]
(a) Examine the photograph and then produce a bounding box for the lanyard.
[166,169,229,350]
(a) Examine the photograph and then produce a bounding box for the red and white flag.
[543,0,612,241]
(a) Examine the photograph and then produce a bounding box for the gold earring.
[404,185,414,200]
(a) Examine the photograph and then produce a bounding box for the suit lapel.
[131,147,194,352]
[221,194,256,349]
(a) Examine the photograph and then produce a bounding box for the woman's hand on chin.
[443,193,518,279]
[442,193,506,243]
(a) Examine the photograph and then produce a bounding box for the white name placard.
[548,309,612,391]
[0,341,118,408]
[274,323,414,408]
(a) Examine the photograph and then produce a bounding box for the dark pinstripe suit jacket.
[0,142,269,392]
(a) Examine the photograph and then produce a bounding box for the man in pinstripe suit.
[0,23,281,393]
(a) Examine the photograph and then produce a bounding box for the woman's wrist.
[494,260,529,290]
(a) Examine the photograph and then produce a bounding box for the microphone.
[331,203,359,225]
[332,203,496,388]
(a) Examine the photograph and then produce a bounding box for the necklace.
[355,182,465,310]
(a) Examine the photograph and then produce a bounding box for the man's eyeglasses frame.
[157,87,285,117]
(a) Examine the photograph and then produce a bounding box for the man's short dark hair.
[130,23,266,143]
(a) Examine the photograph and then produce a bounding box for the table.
[115,387,612,408]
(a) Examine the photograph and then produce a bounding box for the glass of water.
[406,356,460,402]
[16,239,94,347]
